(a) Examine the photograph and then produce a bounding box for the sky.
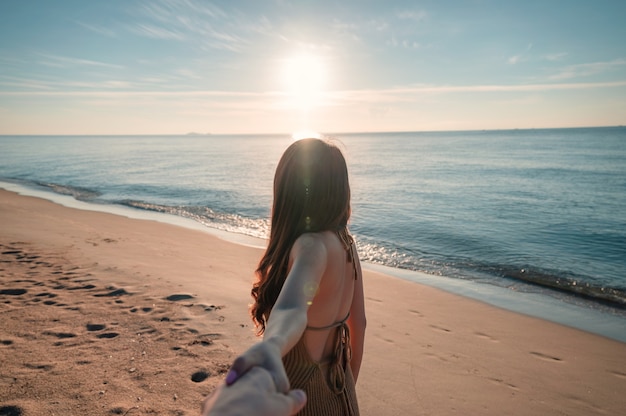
[1,0,625,135]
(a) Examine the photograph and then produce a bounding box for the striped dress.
[282,314,359,416]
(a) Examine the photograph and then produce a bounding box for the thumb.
[285,389,307,415]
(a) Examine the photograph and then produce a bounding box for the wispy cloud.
[370,19,389,32]
[548,59,626,80]
[131,23,186,40]
[396,10,428,22]
[403,81,626,93]
[323,81,626,105]
[75,21,117,37]
[0,89,278,98]
[544,52,568,62]
[378,9,428,50]
[140,0,227,22]
[508,43,533,65]
[331,18,361,42]
[0,75,56,91]
[0,73,178,92]
[36,53,125,70]
[387,35,421,49]
[130,0,249,52]
[4,81,625,100]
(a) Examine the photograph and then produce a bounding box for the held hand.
[202,366,306,416]
[225,340,290,393]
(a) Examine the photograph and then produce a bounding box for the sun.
[291,129,322,141]
[281,53,327,111]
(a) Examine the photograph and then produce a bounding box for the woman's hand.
[225,339,290,394]
[202,366,306,416]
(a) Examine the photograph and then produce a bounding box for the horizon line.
[1,125,624,137]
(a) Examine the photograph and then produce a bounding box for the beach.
[1,188,625,415]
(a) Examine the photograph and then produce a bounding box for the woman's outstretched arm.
[263,234,327,356]
[227,234,327,392]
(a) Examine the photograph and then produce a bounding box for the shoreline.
[1,188,625,415]
[2,181,625,343]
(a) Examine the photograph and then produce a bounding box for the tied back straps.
[307,313,352,394]
[337,227,358,280]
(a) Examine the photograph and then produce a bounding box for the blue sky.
[1,0,625,135]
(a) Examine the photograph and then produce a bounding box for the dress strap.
[329,318,351,394]
[337,227,358,280]
[349,242,358,280]
[306,312,350,331]
[304,311,352,394]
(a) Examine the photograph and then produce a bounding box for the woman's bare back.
[291,231,357,362]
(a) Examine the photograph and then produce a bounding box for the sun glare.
[291,130,322,141]
[282,53,327,111]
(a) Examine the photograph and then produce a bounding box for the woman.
[227,138,366,415]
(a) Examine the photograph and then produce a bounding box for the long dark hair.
[251,138,352,334]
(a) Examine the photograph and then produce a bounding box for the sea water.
[1,128,625,340]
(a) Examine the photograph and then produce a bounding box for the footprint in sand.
[0,405,24,416]
[487,377,519,391]
[136,326,158,335]
[474,331,500,343]
[530,351,563,362]
[96,332,119,339]
[129,306,155,314]
[67,284,96,291]
[24,363,53,371]
[429,324,452,333]
[423,352,451,363]
[610,370,626,380]
[93,288,130,297]
[86,323,106,332]
[35,292,57,299]
[182,303,224,319]
[0,289,27,296]
[408,309,424,317]
[42,331,77,339]
[165,294,195,302]
[189,338,214,347]
[191,370,210,383]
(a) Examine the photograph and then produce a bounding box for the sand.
[0,188,625,415]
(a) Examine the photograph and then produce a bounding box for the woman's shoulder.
[293,231,345,258]
[295,230,340,246]
[293,232,327,251]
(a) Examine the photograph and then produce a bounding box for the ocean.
[1,127,625,341]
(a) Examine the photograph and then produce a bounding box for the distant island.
[185,132,212,136]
